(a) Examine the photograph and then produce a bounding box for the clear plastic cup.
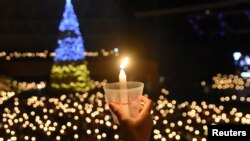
[103,81,144,124]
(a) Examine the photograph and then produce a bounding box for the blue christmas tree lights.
[54,0,85,61]
[51,0,91,93]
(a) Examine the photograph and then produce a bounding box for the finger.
[109,102,122,120]
[139,96,153,115]
[109,102,130,123]
[139,105,143,112]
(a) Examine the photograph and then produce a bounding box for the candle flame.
[120,57,129,69]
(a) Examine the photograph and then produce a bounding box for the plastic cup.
[103,81,144,124]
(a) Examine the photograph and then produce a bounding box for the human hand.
[109,95,153,141]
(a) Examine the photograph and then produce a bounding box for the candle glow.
[120,57,128,70]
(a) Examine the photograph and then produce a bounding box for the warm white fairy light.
[0,49,119,61]
[209,74,250,91]
[74,134,79,139]
[97,134,102,140]
[86,129,91,135]
[114,134,119,140]
[56,136,60,140]
[0,78,250,141]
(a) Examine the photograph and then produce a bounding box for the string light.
[1,84,250,140]
[200,74,250,103]
[0,49,119,61]
[54,0,85,61]
[1,58,250,141]
[210,74,248,90]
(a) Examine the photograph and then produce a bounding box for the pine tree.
[50,0,91,93]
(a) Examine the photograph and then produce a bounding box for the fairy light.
[56,136,60,140]
[0,75,250,141]
[86,129,91,135]
[210,74,250,91]
[73,125,77,130]
[60,129,65,134]
[0,49,118,61]
[113,125,118,130]
[114,134,119,140]
[95,129,99,133]
[74,134,79,139]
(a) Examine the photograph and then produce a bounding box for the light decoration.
[0,91,15,105]
[50,0,92,92]
[0,81,46,106]
[12,81,46,93]
[200,73,250,103]
[50,63,92,92]
[187,12,231,37]
[0,49,119,61]
[233,52,242,61]
[1,62,250,140]
[1,81,250,140]
[220,95,250,103]
[54,0,85,62]
[232,52,250,78]
[210,74,250,90]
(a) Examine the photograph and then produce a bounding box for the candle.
[119,69,127,88]
[119,57,129,116]
[119,57,128,89]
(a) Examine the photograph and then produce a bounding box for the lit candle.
[119,57,128,89]
[119,57,129,116]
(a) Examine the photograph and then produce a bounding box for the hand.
[109,95,153,141]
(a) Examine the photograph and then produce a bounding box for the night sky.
[1,0,250,92]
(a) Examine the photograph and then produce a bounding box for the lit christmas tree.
[50,0,91,92]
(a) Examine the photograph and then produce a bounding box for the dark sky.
[1,0,250,90]
[122,0,250,90]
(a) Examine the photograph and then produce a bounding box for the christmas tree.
[50,0,91,92]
